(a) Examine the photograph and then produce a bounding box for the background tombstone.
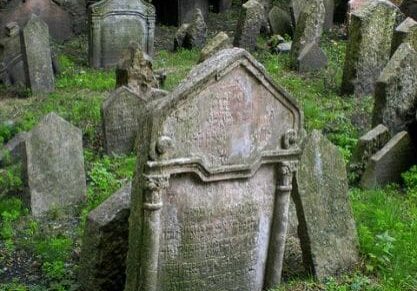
[199,31,232,63]
[88,0,155,69]
[102,86,147,156]
[341,0,399,97]
[21,15,55,94]
[391,17,417,55]
[125,48,302,291]
[24,112,86,217]
[234,0,265,51]
[153,0,209,26]
[292,130,359,280]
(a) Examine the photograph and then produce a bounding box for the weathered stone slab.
[372,42,417,135]
[21,15,54,94]
[297,42,327,72]
[341,0,400,97]
[349,124,391,181]
[24,113,86,216]
[199,31,232,63]
[391,17,417,55]
[125,48,302,291]
[234,0,265,51]
[361,131,417,188]
[293,130,359,280]
[102,86,147,155]
[174,8,207,50]
[88,0,155,69]
[268,6,293,36]
[153,0,209,26]
[291,0,333,30]
[79,182,131,291]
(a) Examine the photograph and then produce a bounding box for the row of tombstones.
[1,48,360,290]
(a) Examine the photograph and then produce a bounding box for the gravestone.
[88,0,155,69]
[372,43,417,135]
[21,15,55,94]
[234,0,265,51]
[174,8,207,50]
[291,0,333,30]
[153,0,209,26]
[361,131,417,188]
[391,17,417,54]
[297,42,328,72]
[293,130,359,280]
[199,31,232,63]
[341,0,399,97]
[125,48,302,291]
[268,6,293,36]
[290,0,327,72]
[79,182,131,291]
[102,86,147,155]
[349,124,391,181]
[24,112,86,216]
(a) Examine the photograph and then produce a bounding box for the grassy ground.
[1,29,417,290]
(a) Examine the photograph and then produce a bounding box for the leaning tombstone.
[125,48,302,291]
[102,86,147,156]
[293,130,359,280]
[341,0,400,97]
[372,42,417,135]
[153,0,209,26]
[21,15,55,94]
[88,0,156,69]
[24,112,86,216]
[79,182,131,291]
[199,31,232,63]
[234,0,266,51]
[361,131,417,188]
[268,6,294,36]
[391,17,417,55]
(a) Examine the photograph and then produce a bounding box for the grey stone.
[290,0,304,24]
[153,0,209,26]
[88,0,155,69]
[361,131,417,188]
[293,130,359,280]
[21,15,55,94]
[297,42,327,72]
[234,0,266,51]
[0,132,28,166]
[102,86,147,156]
[173,9,207,50]
[349,124,391,181]
[199,31,232,63]
[24,112,86,217]
[174,23,190,50]
[277,41,292,53]
[372,43,417,135]
[125,48,302,291]
[391,17,417,55]
[79,182,131,291]
[341,0,400,97]
[323,0,334,30]
[290,0,326,71]
[268,6,293,36]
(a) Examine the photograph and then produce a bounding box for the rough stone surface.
[199,31,232,63]
[0,132,28,166]
[234,0,266,51]
[102,86,147,155]
[297,42,327,72]
[153,0,209,26]
[21,15,54,94]
[173,9,207,50]
[293,130,359,280]
[341,0,400,97]
[116,46,158,96]
[323,0,335,30]
[361,131,417,188]
[24,113,86,217]
[125,48,302,291]
[391,17,417,54]
[349,124,391,181]
[174,23,190,50]
[79,182,131,291]
[88,0,155,69]
[268,6,293,36]
[372,43,417,135]
[290,0,326,71]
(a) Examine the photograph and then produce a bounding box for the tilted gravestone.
[153,0,209,26]
[268,6,294,37]
[292,130,359,280]
[391,17,417,55]
[79,182,131,291]
[102,86,147,155]
[199,31,232,63]
[125,48,302,291]
[372,42,417,135]
[24,112,86,216]
[341,0,400,97]
[88,0,155,69]
[174,8,207,50]
[21,15,55,94]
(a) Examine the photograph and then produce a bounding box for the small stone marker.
[199,31,232,63]
[361,131,417,188]
[372,42,417,135]
[290,0,327,72]
[174,9,207,50]
[21,15,55,94]
[341,0,400,97]
[234,0,266,51]
[102,86,147,155]
[268,6,293,36]
[79,182,131,291]
[125,48,302,291]
[24,113,86,216]
[391,17,417,55]
[293,130,359,280]
[88,0,155,68]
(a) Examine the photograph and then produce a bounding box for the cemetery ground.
[1,24,417,291]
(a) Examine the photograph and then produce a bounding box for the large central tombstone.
[125,48,302,291]
[88,0,155,69]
